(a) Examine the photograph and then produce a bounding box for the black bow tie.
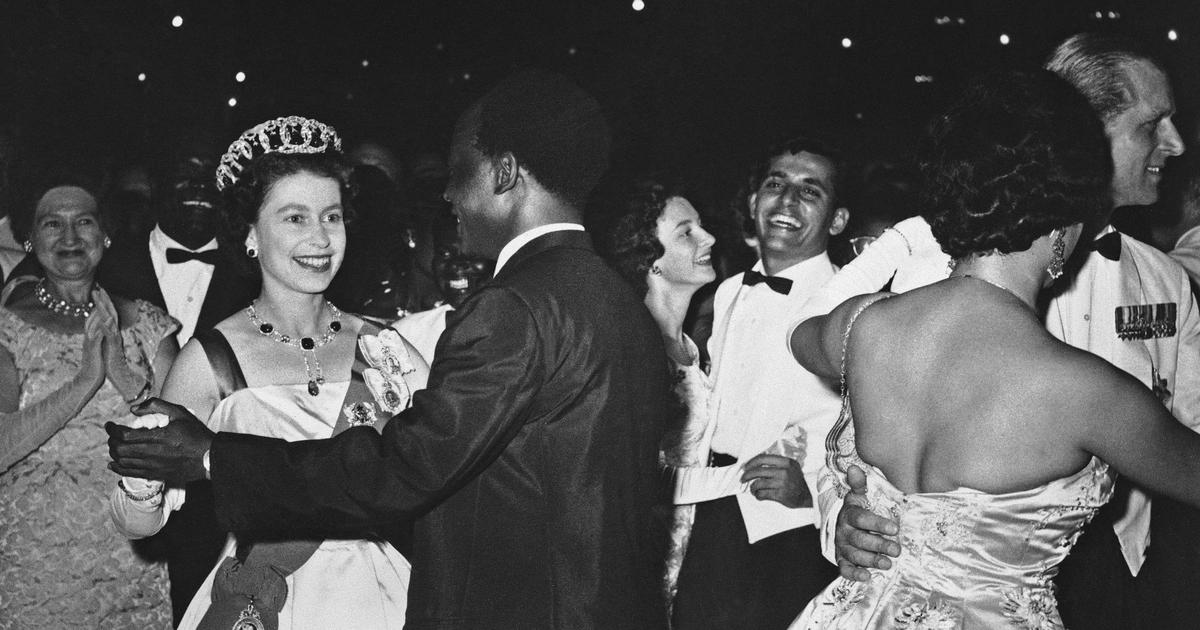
[742,269,793,295]
[165,248,221,265]
[1090,232,1121,261]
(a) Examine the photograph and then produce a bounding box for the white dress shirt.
[0,216,24,280]
[705,253,842,543]
[801,217,1200,574]
[1169,224,1200,287]
[148,225,218,346]
[493,223,585,276]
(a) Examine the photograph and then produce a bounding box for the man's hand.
[834,464,901,582]
[741,453,811,508]
[106,398,214,485]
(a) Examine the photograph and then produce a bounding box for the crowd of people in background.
[3,28,1200,630]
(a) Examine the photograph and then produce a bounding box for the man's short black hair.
[474,69,611,209]
[746,134,847,207]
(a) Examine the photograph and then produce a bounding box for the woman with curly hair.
[787,70,1200,628]
[108,117,428,630]
[606,180,723,617]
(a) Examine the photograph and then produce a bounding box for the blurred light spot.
[361,59,370,68]
[632,0,645,11]
[171,15,183,28]
[227,97,237,107]
[1169,29,1179,41]
[235,71,246,83]
[137,72,146,82]
[999,33,1011,45]
[841,37,852,48]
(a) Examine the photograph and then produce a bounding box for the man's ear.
[828,207,849,236]
[493,152,520,195]
[747,193,759,220]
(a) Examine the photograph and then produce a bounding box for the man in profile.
[816,33,1198,630]
[109,70,670,630]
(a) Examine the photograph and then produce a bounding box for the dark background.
[3,0,1198,213]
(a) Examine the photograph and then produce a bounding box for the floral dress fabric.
[660,335,713,615]
[0,301,178,629]
[791,302,1115,630]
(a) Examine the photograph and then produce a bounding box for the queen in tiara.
[109,115,430,630]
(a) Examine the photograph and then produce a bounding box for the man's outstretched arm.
[110,286,543,533]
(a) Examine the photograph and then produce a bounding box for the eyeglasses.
[849,235,877,257]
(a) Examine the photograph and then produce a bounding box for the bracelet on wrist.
[118,478,164,503]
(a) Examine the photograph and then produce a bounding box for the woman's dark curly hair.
[919,70,1112,260]
[219,151,357,276]
[606,179,689,298]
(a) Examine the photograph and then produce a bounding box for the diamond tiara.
[215,116,342,191]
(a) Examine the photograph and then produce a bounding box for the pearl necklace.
[246,300,343,396]
[35,279,94,318]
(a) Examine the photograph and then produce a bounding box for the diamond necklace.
[35,279,94,318]
[246,300,343,396]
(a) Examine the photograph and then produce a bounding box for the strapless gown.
[794,296,1115,629]
[793,453,1113,629]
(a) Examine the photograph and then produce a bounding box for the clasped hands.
[834,464,902,581]
[106,398,214,486]
[83,287,149,402]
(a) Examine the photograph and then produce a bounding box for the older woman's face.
[652,197,716,288]
[32,186,105,283]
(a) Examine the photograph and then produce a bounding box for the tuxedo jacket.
[98,232,259,339]
[1046,229,1200,573]
[211,230,670,630]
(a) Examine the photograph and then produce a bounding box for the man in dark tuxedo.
[100,154,259,624]
[109,70,669,630]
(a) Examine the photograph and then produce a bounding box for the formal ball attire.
[0,301,178,629]
[206,228,670,630]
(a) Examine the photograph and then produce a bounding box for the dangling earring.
[103,236,112,249]
[946,257,958,273]
[23,240,32,253]
[1046,230,1066,280]
[246,245,258,259]
[650,265,663,276]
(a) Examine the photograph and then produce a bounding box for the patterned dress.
[661,335,713,615]
[791,299,1115,630]
[0,301,177,629]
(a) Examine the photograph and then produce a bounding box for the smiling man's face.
[1107,60,1185,208]
[749,150,848,273]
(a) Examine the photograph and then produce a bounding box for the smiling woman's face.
[245,170,347,296]
[31,186,105,284]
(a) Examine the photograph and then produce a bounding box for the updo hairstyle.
[918,70,1111,261]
